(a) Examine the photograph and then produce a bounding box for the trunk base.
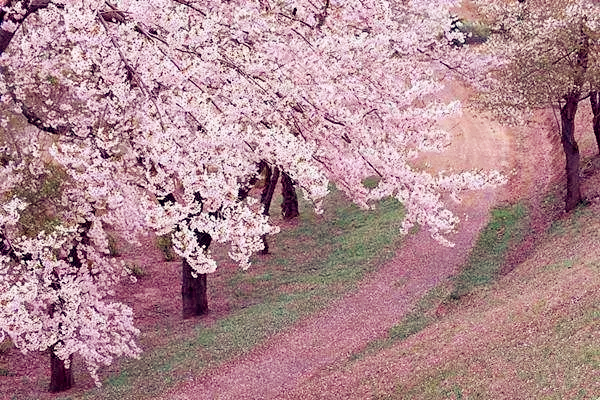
[49,349,73,393]
[182,232,211,319]
[182,260,208,319]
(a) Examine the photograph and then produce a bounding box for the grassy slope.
[358,202,600,399]
[348,201,531,363]
[54,185,405,400]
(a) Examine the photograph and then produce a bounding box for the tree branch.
[0,0,52,55]
[291,28,314,48]
[323,114,345,126]
[170,0,206,17]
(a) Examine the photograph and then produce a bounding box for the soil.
[2,82,599,399]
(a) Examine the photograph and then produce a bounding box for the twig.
[291,28,314,48]
[170,0,206,17]
[323,114,345,126]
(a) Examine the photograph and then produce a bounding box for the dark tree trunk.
[47,222,93,392]
[558,27,589,212]
[260,163,280,216]
[181,232,211,319]
[49,346,73,393]
[259,163,280,254]
[280,172,299,220]
[560,95,583,212]
[590,91,600,155]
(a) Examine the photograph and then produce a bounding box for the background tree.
[468,0,600,211]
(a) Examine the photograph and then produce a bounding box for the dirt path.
[160,82,557,400]
[163,193,496,400]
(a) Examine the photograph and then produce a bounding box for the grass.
[450,201,529,299]
[125,262,146,279]
[380,289,599,399]
[107,233,121,257]
[75,185,406,400]
[549,201,594,237]
[156,234,177,261]
[364,201,600,399]
[349,201,532,364]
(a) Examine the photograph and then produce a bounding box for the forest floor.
[1,81,599,399]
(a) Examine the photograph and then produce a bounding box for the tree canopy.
[0,0,503,390]
[468,0,600,210]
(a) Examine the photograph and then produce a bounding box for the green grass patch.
[107,233,121,257]
[78,185,405,399]
[362,175,381,189]
[350,201,532,364]
[225,189,404,306]
[451,202,529,299]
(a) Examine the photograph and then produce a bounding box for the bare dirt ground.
[158,82,576,400]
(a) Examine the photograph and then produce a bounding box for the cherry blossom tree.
[0,0,505,390]
[0,127,144,391]
[468,0,600,211]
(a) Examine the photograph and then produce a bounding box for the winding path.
[160,82,557,399]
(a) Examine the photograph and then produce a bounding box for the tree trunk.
[590,91,600,155]
[260,163,279,216]
[560,95,583,212]
[48,224,92,392]
[181,232,211,319]
[49,346,73,393]
[259,163,280,254]
[280,172,299,220]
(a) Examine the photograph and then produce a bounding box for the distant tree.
[469,0,600,211]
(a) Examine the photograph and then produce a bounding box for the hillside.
[287,191,600,399]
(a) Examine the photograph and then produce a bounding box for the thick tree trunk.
[181,232,211,319]
[259,163,280,254]
[560,95,583,212]
[590,91,600,155]
[280,172,299,220]
[49,346,73,393]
